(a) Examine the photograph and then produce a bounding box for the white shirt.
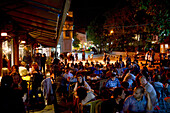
[19,66,28,76]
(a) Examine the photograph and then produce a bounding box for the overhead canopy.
[0,0,71,47]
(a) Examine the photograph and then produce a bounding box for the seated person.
[101,87,126,113]
[12,73,28,95]
[123,70,136,89]
[94,65,103,78]
[12,73,27,113]
[121,81,133,98]
[19,61,28,76]
[87,70,100,81]
[152,74,165,99]
[76,86,96,105]
[123,86,152,112]
[105,72,121,92]
[73,74,91,92]
[140,76,158,107]
[164,72,170,97]
[9,65,19,76]
[63,68,74,82]
[0,76,16,112]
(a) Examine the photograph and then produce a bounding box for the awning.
[0,0,71,47]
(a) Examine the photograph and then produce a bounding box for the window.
[65,30,70,37]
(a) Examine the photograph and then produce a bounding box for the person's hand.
[145,91,150,99]
[109,87,115,91]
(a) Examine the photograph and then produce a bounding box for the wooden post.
[0,40,2,76]
[13,37,19,66]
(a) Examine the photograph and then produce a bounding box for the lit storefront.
[2,40,12,68]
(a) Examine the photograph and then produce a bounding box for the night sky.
[70,0,124,31]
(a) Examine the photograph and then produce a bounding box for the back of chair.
[99,79,107,94]
[95,99,107,113]
[82,99,102,113]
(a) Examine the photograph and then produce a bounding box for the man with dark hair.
[0,76,17,113]
[140,76,157,107]
[76,86,95,105]
[105,72,121,92]
[101,87,126,113]
[123,86,152,112]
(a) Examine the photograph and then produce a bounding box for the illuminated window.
[165,44,168,48]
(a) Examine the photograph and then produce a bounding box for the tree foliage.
[86,0,170,52]
[73,34,80,48]
[130,0,170,42]
[87,16,107,52]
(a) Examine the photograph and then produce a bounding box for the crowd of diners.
[0,53,170,113]
[53,54,170,113]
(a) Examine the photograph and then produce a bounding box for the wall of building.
[58,11,73,53]
[76,32,87,48]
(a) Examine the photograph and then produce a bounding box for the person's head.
[1,76,13,88]
[133,86,145,100]
[65,68,70,74]
[110,72,116,81]
[20,61,26,67]
[31,62,39,71]
[113,87,126,99]
[139,76,148,86]
[153,74,161,82]
[12,73,21,84]
[76,86,88,101]
[121,81,129,89]
[3,54,6,58]
[1,68,9,77]
[11,65,18,72]
[77,74,84,83]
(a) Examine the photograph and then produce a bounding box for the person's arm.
[73,82,78,92]
[84,81,91,91]
[123,97,130,112]
[145,92,152,111]
[117,78,121,87]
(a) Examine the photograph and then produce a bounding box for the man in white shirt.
[19,61,28,76]
[140,76,158,108]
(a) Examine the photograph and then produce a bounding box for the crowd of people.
[53,53,170,113]
[0,51,170,113]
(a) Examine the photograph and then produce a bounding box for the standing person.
[123,86,152,112]
[145,50,150,66]
[151,49,155,67]
[119,55,122,62]
[75,51,78,61]
[167,49,170,60]
[107,55,110,64]
[3,54,8,68]
[41,53,46,74]
[82,52,85,61]
[23,52,32,71]
[103,52,107,64]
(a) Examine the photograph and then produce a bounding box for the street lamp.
[109,30,114,51]
[110,30,114,34]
